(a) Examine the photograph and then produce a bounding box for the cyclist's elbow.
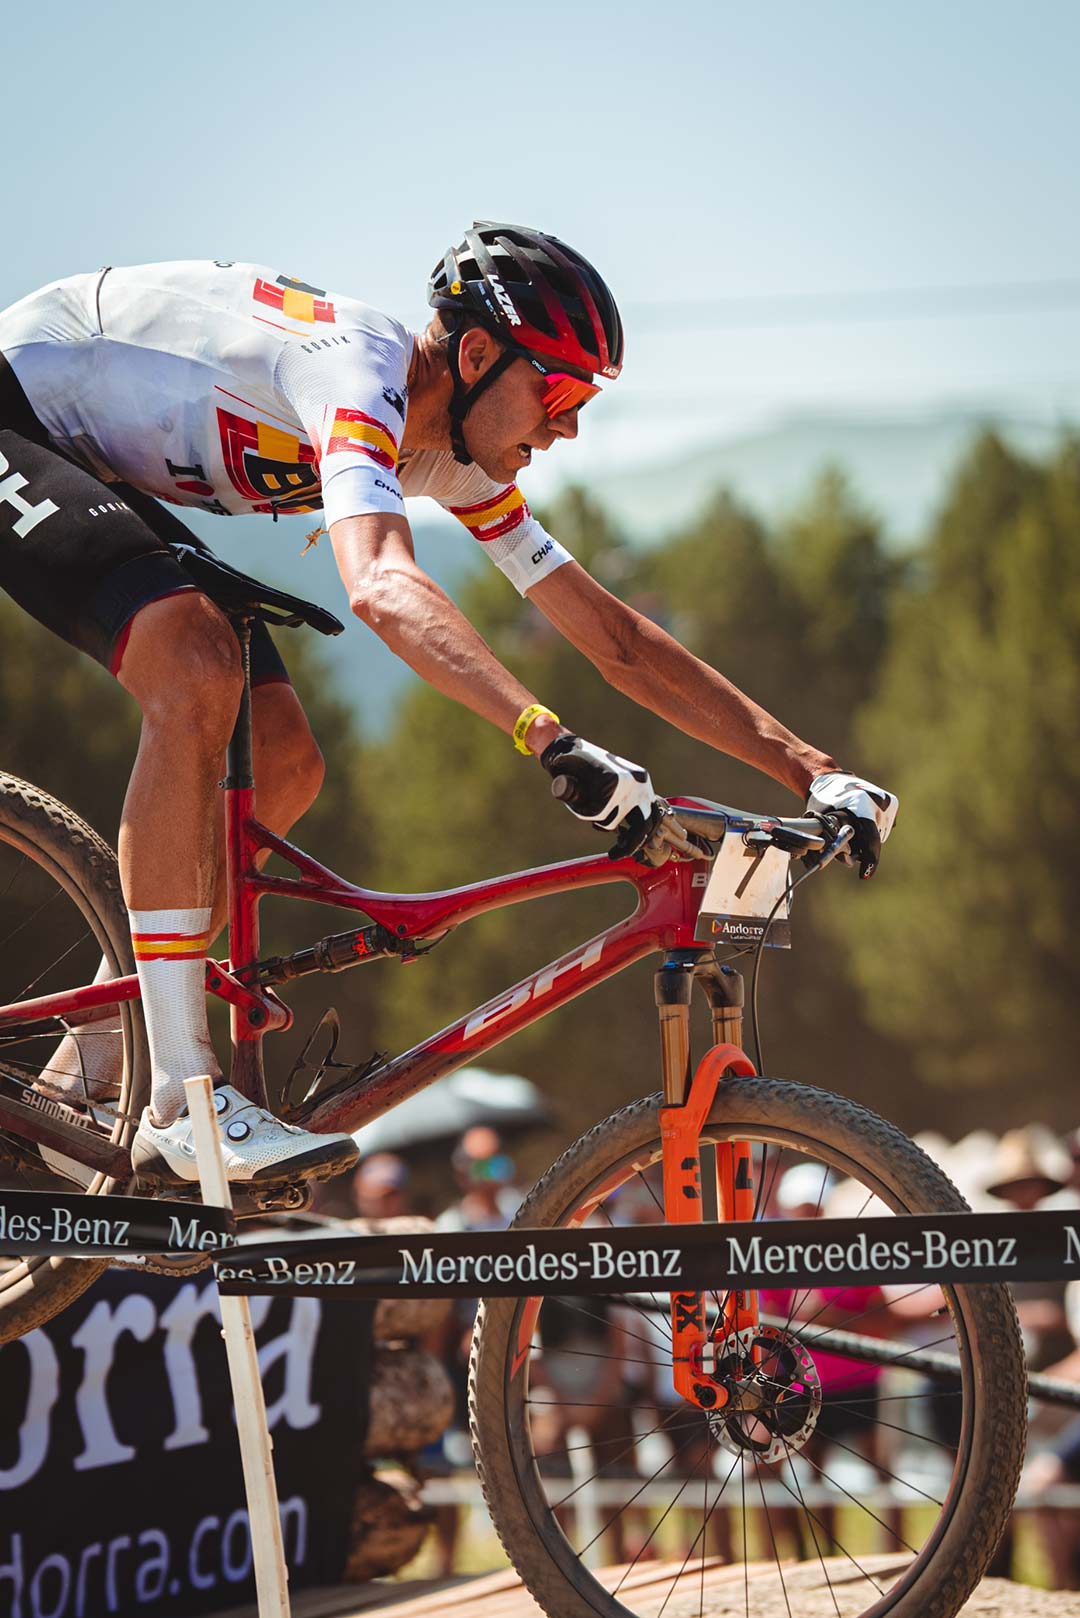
[348,568,396,632]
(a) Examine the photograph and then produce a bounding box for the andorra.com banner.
[0,1270,371,1618]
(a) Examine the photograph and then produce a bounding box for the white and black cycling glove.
[807,772,899,879]
[540,735,659,860]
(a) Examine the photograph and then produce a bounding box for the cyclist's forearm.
[608,614,838,798]
[351,566,561,750]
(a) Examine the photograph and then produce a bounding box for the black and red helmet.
[429,221,624,381]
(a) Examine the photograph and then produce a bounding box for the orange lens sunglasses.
[521,353,601,418]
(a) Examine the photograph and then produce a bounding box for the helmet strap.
[446,324,517,467]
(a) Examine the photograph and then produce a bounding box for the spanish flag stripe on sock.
[132,931,211,962]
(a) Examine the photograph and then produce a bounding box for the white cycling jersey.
[0,260,570,595]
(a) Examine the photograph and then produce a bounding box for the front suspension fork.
[656,952,757,1412]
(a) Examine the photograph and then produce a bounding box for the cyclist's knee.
[117,592,244,738]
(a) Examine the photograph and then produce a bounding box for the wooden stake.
[185,1075,291,1618]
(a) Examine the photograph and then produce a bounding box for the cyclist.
[0,223,897,1187]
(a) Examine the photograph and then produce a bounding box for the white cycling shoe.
[131,1082,358,1188]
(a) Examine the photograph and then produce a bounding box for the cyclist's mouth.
[516,444,532,467]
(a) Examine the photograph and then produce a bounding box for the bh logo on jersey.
[0,449,58,537]
[216,409,322,514]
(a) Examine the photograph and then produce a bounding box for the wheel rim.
[496,1118,981,1618]
[0,818,137,1298]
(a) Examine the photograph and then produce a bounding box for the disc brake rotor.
[707,1323,822,1465]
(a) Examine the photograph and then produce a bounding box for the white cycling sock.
[40,956,123,1104]
[129,907,220,1127]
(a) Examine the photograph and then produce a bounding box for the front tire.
[470,1080,1026,1618]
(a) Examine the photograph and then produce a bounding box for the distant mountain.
[588,407,1070,545]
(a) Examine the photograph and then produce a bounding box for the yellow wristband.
[513,704,560,755]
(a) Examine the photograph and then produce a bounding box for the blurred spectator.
[984,1126,1075,1371]
[764,1162,904,1556]
[351,1153,413,1220]
[436,1126,522,1233]
[429,1128,521,1573]
[1023,1413,1080,1588]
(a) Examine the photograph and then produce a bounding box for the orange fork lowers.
[660,1041,758,1411]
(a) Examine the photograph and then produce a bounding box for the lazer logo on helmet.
[487,276,522,327]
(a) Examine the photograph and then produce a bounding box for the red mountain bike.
[0,568,1026,1618]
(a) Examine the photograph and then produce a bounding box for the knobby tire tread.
[469,1081,1027,1618]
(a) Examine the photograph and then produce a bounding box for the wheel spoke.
[480,1099,1024,1618]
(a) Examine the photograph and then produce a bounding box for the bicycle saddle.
[169,541,345,637]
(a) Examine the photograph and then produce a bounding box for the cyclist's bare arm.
[330,513,564,756]
[528,560,838,799]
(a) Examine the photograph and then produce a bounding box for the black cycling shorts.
[0,363,289,685]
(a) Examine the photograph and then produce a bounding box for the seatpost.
[222,615,269,1108]
[223,615,255,793]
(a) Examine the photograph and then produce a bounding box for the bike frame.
[0,616,758,1410]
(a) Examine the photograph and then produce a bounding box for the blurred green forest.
[2,428,1078,1170]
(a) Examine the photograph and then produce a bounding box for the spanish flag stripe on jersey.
[132,931,211,962]
[448,484,518,519]
[325,409,399,469]
[449,485,528,537]
[467,509,529,542]
[330,422,397,456]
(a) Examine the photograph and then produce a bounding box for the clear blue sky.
[4,0,1079,494]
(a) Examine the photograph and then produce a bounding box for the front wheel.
[470,1079,1026,1618]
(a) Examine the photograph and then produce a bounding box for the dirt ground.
[960,1582,1080,1615]
[666,1575,1080,1617]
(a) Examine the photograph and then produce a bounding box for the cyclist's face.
[457,331,583,483]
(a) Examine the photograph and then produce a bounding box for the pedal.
[145,1179,312,1219]
[232,1181,313,1219]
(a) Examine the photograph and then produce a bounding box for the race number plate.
[696,834,792,948]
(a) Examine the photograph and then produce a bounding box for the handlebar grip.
[551,773,584,809]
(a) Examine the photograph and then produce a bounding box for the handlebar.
[671,803,838,853]
[550,777,843,858]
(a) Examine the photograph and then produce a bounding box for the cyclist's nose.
[548,409,580,441]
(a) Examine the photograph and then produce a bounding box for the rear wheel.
[0,773,150,1342]
[470,1079,1026,1618]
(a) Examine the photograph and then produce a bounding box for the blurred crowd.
[921,1122,1080,1588]
[326,1119,1080,1586]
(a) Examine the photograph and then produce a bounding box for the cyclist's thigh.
[0,430,289,688]
[110,483,292,691]
[0,427,197,670]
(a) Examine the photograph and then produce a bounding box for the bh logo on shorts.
[0,450,58,537]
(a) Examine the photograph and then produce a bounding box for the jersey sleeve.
[273,319,410,528]
[413,458,573,596]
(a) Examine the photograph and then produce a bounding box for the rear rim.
[495,1121,991,1618]
[0,817,138,1300]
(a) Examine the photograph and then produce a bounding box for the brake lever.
[805,822,855,871]
[614,804,710,867]
[656,805,710,860]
